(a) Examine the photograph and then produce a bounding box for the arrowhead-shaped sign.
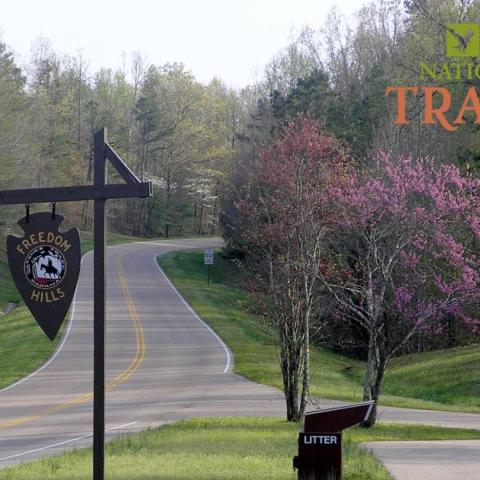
[7,212,81,340]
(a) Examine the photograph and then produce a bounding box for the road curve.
[0,238,285,466]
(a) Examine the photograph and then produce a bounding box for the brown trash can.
[293,401,374,480]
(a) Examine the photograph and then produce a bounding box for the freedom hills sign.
[7,212,81,340]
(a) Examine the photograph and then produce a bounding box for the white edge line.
[0,421,138,462]
[109,421,138,431]
[153,252,233,374]
[0,251,93,394]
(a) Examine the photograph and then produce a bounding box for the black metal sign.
[7,212,81,340]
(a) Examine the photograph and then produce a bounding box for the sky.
[1,0,366,89]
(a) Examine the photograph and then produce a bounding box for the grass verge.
[2,417,480,480]
[0,257,21,306]
[158,249,480,413]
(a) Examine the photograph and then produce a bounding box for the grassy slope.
[0,231,141,390]
[2,418,480,480]
[159,249,480,413]
[383,345,480,409]
[0,258,21,306]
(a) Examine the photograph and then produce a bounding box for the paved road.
[364,440,480,480]
[360,402,480,480]
[0,238,479,479]
[0,239,285,466]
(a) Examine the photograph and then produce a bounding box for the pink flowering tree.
[234,117,349,421]
[320,152,480,426]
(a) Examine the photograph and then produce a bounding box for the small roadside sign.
[204,247,214,265]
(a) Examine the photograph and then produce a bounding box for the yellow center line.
[0,252,146,431]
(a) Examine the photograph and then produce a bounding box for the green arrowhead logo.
[446,24,480,57]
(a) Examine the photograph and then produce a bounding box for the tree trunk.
[362,333,386,427]
[298,312,310,421]
[198,191,205,235]
[210,179,220,235]
[280,333,302,422]
[165,176,171,238]
[447,314,457,348]
[286,381,299,421]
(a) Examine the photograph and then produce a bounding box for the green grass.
[0,306,65,388]
[338,341,480,413]
[382,345,480,411]
[158,249,480,413]
[3,417,480,480]
[0,256,21,306]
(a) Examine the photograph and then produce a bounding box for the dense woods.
[2,0,480,422]
[0,44,239,238]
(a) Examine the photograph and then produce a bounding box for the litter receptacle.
[293,401,374,480]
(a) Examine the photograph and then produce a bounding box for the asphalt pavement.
[364,440,480,480]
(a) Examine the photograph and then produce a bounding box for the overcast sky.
[1,0,366,88]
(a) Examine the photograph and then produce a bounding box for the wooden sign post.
[0,128,152,480]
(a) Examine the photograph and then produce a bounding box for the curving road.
[0,239,285,466]
[1,238,480,479]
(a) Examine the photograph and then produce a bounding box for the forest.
[2,0,480,424]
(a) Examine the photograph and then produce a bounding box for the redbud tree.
[321,152,480,425]
[235,117,349,421]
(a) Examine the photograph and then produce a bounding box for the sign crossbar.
[0,183,151,205]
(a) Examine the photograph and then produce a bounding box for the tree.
[0,41,28,234]
[320,152,480,425]
[264,26,321,96]
[234,117,349,421]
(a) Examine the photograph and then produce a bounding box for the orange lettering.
[422,87,457,131]
[454,86,480,124]
[385,86,418,124]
